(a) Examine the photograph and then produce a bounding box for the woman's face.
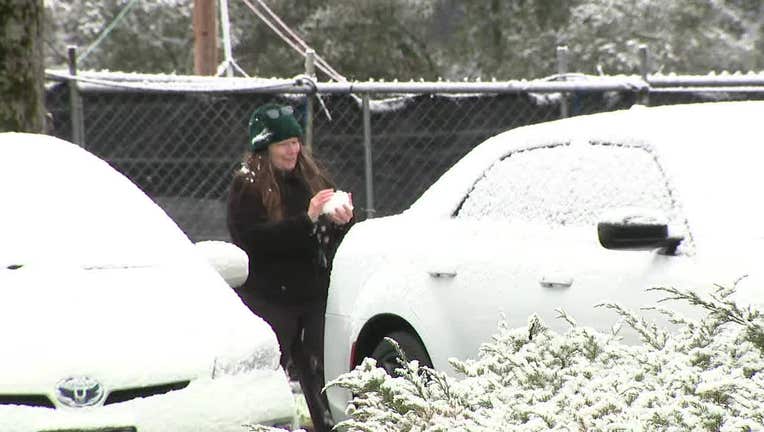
[268,137,301,171]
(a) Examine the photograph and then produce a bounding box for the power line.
[78,0,141,64]
[73,0,346,82]
[237,0,346,82]
[252,0,344,80]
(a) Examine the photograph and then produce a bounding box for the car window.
[456,142,681,228]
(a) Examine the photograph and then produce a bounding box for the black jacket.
[227,168,350,305]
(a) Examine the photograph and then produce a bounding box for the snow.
[1,133,192,267]
[194,240,250,288]
[321,190,353,215]
[367,95,413,113]
[456,143,677,229]
[45,69,296,93]
[598,206,670,226]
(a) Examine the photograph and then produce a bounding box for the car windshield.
[1,135,190,267]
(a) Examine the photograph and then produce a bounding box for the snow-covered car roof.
[0,132,276,362]
[0,133,194,267]
[410,101,764,238]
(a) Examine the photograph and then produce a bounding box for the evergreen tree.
[42,0,764,79]
[226,0,317,78]
[564,0,763,75]
[44,0,193,74]
[299,0,438,80]
[436,0,574,79]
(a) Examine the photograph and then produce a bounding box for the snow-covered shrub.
[327,284,764,431]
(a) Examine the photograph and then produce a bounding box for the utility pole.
[193,0,218,75]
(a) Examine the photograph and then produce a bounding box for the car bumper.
[0,369,295,432]
[324,312,354,422]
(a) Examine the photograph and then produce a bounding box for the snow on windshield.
[457,143,679,228]
[0,133,191,267]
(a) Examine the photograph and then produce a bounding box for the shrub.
[327,284,764,431]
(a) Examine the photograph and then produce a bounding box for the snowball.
[321,190,353,215]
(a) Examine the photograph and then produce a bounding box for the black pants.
[245,296,334,432]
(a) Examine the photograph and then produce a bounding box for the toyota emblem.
[55,376,105,408]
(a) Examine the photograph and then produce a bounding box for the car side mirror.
[597,208,684,255]
[194,241,249,288]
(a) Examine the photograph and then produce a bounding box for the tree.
[563,0,763,75]
[436,0,574,80]
[226,0,317,78]
[43,0,194,74]
[42,0,764,80]
[299,0,438,81]
[1,0,46,132]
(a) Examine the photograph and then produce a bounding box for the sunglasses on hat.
[265,105,294,119]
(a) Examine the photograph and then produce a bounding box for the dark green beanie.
[248,103,303,152]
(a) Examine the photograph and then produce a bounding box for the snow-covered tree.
[42,0,764,78]
[225,0,322,78]
[299,0,437,81]
[434,0,571,80]
[43,0,193,73]
[563,0,763,75]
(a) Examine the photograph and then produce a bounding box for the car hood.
[0,261,275,392]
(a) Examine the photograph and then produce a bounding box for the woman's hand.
[308,189,335,222]
[328,192,353,225]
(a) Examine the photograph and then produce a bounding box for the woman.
[227,102,353,432]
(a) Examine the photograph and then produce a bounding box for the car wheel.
[370,331,433,376]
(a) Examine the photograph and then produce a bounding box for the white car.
[324,101,764,420]
[0,133,294,432]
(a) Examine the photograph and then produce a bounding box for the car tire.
[370,331,433,376]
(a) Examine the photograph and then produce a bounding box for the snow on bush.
[327,284,764,432]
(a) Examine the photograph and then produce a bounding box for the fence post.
[362,94,375,219]
[67,45,85,146]
[639,44,650,106]
[557,45,569,118]
[304,49,315,152]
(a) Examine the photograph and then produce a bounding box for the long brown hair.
[237,142,333,221]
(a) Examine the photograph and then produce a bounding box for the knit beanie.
[248,103,304,152]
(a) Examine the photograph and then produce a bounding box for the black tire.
[370,331,433,376]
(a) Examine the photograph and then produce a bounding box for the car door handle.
[539,275,573,289]
[428,271,457,279]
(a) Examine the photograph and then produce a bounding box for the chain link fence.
[43,71,764,242]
